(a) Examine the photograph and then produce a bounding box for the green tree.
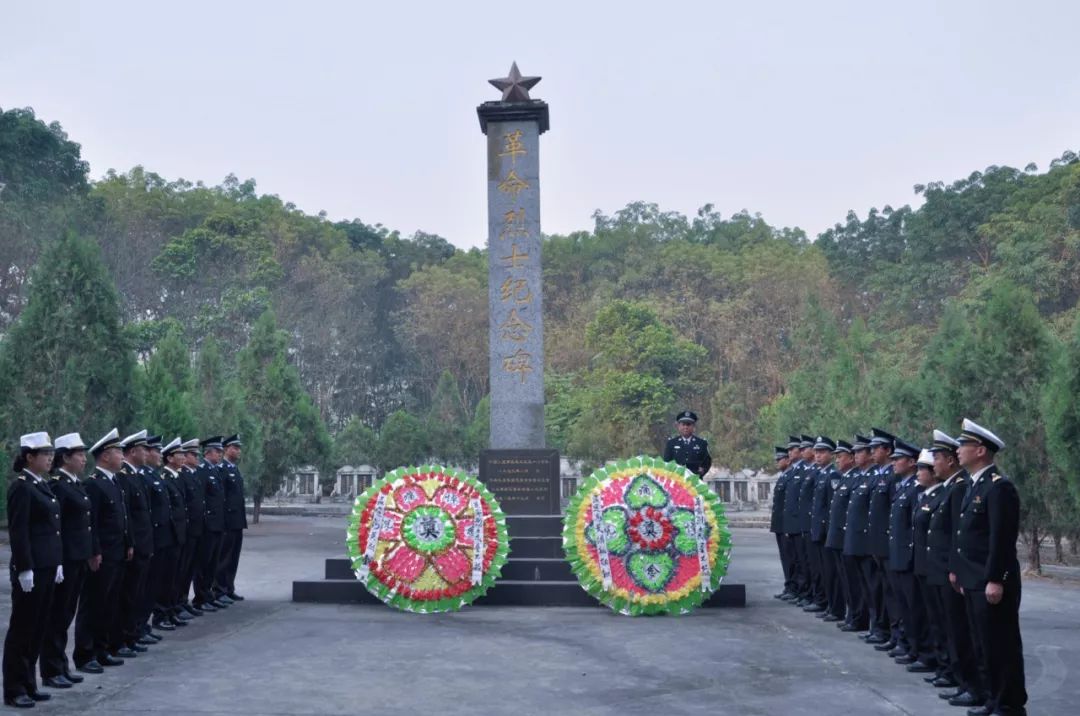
[238,309,331,521]
[1044,310,1080,557]
[139,324,197,438]
[426,370,467,465]
[373,410,428,473]
[333,416,376,468]
[0,232,138,451]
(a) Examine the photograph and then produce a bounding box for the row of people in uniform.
[768,419,1027,716]
[3,429,248,709]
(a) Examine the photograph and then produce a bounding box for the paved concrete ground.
[2,515,1075,715]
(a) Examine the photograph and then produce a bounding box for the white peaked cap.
[54,433,86,450]
[20,432,52,449]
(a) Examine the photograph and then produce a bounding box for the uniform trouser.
[805,536,825,604]
[886,568,913,650]
[73,559,123,665]
[787,534,809,597]
[217,529,243,595]
[3,566,57,699]
[966,580,1027,713]
[177,531,201,605]
[40,560,88,679]
[148,545,178,622]
[194,531,223,604]
[824,547,847,618]
[917,575,947,669]
[861,556,888,637]
[843,554,868,627]
[940,582,979,697]
[880,558,902,644]
[115,553,151,650]
[774,533,795,593]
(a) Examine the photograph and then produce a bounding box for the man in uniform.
[73,429,130,672]
[216,435,247,603]
[177,439,205,616]
[824,439,857,624]
[886,438,930,669]
[159,438,189,627]
[808,436,839,617]
[842,435,874,635]
[928,431,982,707]
[952,419,1026,716]
[780,436,807,603]
[194,437,227,611]
[867,428,897,648]
[796,436,821,609]
[141,437,178,633]
[662,411,712,477]
[770,444,795,600]
[114,430,154,658]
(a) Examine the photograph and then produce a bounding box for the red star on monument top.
[488,62,541,102]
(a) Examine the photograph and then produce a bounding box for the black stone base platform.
[292,515,746,608]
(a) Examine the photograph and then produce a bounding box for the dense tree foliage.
[1,107,1078,560]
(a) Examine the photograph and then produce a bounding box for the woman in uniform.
[40,433,94,690]
[3,432,63,708]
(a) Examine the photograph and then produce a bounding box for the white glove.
[17,570,34,592]
[55,565,64,584]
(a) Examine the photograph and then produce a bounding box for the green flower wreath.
[346,465,509,613]
[563,456,731,616]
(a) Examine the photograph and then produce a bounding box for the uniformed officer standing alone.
[662,411,712,477]
[216,435,247,603]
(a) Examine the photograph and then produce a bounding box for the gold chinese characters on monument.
[495,128,538,383]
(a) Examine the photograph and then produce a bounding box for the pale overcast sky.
[2,1,1078,248]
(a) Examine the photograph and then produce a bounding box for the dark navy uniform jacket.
[843,468,872,557]
[887,473,920,572]
[6,470,63,573]
[119,462,154,558]
[826,468,859,551]
[142,466,174,550]
[928,471,969,586]
[868,464,896,559]
[199,460,226,533]
[663,434,712,477]
[162,468,187,545]
[221,460,248,531]
[809,465,838,544]
[781,460,808,535]
[913,482,945,578]
[954,464,1020,592]
[796,463,818,535]
[51,469,93,563]
[181,465,206,540]
[85,467,130,562]
[769,466,792,534]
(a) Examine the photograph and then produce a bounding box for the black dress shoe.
[183,604,204,617]
[136,636,155,646]
[209,599,228,608]
[780,593,797,602]
[194,602,217,613]
[894,655,918,665]
[130,644,148,653]
[98,654,124,666]
[949,692,983,707]
[172,611,191,621]
[887,647,907,658]
[906,661,936,673]
[226,592,244,601]
[77,660,104,674]
[27,693,50,702]
[822,614,843,622]
[939,689,964,700]
[932,676,958,688]
[216,595,234,605]
[152,620,176,631]
[146,632,163,642]
[4,694,35,708]
[839,624,864,632]
[803,604,826,613]
[41,675,73,689]
[873,640,897,651]
[63,672,84,684]
[114,647,137,659]
[966,707,992,716]
[171,617,189,627]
